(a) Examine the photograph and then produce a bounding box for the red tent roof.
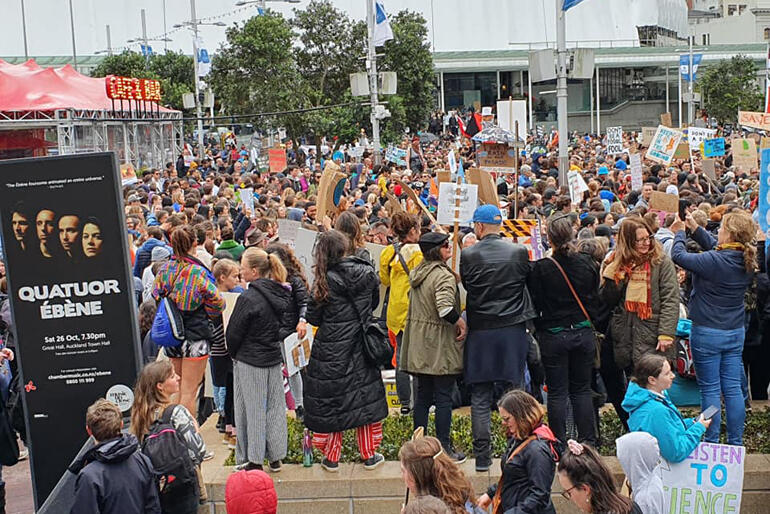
[0,59,176,113]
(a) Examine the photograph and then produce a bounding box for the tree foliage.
[698,55,763,124]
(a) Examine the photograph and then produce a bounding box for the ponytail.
[242,247,287,283]
[267,253,287,283]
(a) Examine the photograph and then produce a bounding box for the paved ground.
[5,440,33,514]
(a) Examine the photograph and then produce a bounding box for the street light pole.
[688,30,694,126]
[163,0,168,52]
[106,25,112,56]
[366,0,381,165]
[20,0,29,59]
[141,9,149,69]
[555,0,569,186]
[190,0,205,161]
[68,0,78,68]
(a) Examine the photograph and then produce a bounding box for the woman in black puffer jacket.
[303,230,388,472]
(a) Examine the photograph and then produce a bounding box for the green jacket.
[217,239,245,262]
[401,260,463,376]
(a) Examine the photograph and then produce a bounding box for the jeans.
[413,374,458,450]
[470,381,513,465]
[690,324,745,445]
[213,385,226,414]
[538,327,597,446]
[395,332,412,408]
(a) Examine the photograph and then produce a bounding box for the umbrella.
[419,132,438,143]
[471,125,523,144]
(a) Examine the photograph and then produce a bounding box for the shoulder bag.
[343,287,392,368]
[548,256,604,368]
[491,435,537,514]
[151,263,186,348]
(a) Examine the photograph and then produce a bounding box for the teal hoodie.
[621,381,705,463]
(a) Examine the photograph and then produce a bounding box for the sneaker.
[447,449,467,464]
[227,435,237,450]
[216,415,225,433]
[222,433,231,445]
[363,453,385,470]
[203,451,214,462]
[18,448,29,461]
[268,460,282,473]
[475,457,491,472]
[235,461,262,471]
[321,458,339,472]
[399,406,412,415]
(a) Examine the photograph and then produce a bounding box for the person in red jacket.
[225,469,278,514]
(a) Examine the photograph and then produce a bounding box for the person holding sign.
[622,354,710,463]
[670,211,755,446]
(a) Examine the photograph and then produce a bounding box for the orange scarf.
[623,261,652,320]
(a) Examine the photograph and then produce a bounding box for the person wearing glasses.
[400,232,467,462]
[557,440,642,513]
[600,217,679,373]
[476,390,560,513]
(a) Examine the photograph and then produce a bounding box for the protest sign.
[466,168,499,206]
[660,112,673,128]
[447,149,458,175]
[386,146,407,166]
[646,125,683,165]
[436,170,451,184]
[733,138,758,172]
[277,219,301,248]
[567,170,589,204]
[701,158,716,181]
[268,147,287,173]
[760,149,770,235]
[293,228,319,287]
[437,182,478,225]
[316,166,346,217]
[496,99,527,141]
[673,143,690,160]
[0,153,142,506]
[687,127,716,150]
[641,127,657,147]
[703,138,726,158]
[119,163,138,185]
[650,191,679,213]
[478,143,516,173]
[629,153,643,191]
[662,442,745,514]
[364,242,388,317]
[606,126,624,155]
[283,332,314,376]
[240,187,254,215]
[761,136,770,149]
[221,292,241,332]
[738,110,770,131]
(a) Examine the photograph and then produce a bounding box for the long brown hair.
[311,229,350,302]
[721,211,757,273]
[497,390,546,439]
[131,360,175,442]
[613,217,663,269]
[334,211,365,252]
[399,437,476,514]
[267,242,309,289]
[558,443,634,514]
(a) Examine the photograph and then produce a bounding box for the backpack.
[141,405,199,511]
[150,264,186,348]
[675,319,696,380]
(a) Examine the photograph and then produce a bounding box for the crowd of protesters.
[0,108,768,513]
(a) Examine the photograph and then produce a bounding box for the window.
[703,33,709,45]
[765,28,770,40]
[727,4,737,16]
[739,4,747,14]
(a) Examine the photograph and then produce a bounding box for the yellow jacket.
[379,243,423,334]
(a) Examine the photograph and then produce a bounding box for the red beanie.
[225,470,278,514]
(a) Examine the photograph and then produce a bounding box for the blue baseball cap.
[598,165,609,175]
[471,204,503,224]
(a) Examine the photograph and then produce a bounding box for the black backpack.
[141,405,199,512]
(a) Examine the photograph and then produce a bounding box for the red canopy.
[0,59,175,113]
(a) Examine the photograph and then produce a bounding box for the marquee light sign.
[105,75,162,102]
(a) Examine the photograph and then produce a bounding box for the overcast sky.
[0,0,640,58]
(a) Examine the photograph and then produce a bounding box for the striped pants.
[312,422,383,463]
[233,360,287,465]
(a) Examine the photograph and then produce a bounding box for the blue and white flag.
[140,44,153,57]
[563,0,588,10]
[196,37,211,77]
[680,54,703,82]
[373,1,394,47]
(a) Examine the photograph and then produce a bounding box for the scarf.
[716,242,745,252]
[624,261,652,320]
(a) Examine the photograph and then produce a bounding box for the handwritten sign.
[738,110,770,131]
[660,112,673,128]
[702,158,716,180]
[687,127,716,150]
[607,126,624,155]
[662,443,745,514]
[650,191,679,213]
[646,125,683,165]
[630,153,643,191]
[437,182,478,225]
[641,127,657,147]
[478,143,516,173]
[567,170,589,204]
[703,138,725,158]
[733,138,758,172]
[386,146,407,167]
[268,148,287,173]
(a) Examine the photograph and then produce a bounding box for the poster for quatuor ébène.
[0,153,141,507]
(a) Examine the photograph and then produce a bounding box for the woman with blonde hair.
[226,247,291,471]
[670,210,755,445]
[399,437,480,514]
[600,217,679,371]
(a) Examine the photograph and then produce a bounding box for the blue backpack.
[150,265,185,348]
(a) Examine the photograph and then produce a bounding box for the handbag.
[547,256,604,368]
[151,264,186,348]
[343,288,393,368]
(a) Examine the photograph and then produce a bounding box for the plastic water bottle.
[302,428,313,467]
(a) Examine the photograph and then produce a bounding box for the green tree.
[698,55,763,123]
[91,50,149,78]
[379,10,436,137]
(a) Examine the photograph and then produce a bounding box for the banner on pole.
[0,153,142,506]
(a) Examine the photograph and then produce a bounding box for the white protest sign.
[663,443,745,513]
[447,149,457,175]
[293,227,319,287]
[437,182,478,226]
[630,153,643,191]
[687,127,716,150]
[496,99,527,141]
[277,219,301,249]
[646,125,683,165]
[240,188,254,215]
[282,331,314,376]
[365,242,388,318]
[607,126,624,155]
[567,171,589,204]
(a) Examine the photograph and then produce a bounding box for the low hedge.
[224,407,770,466]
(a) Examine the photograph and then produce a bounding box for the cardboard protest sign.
[283,332,314,376]
[703,138,725,158]
[701,158,716,180]
[761,136,770,149]
[466,168,499,206]
[629,153,643,191]
[663,443,745,514]
[673,143,690,160]
[687,127,716,150]
[478,143,516,173]
[738,110,770,131]
[641,127,657,147]
[364,242,388,317]
[221,292,241,332]
[567,170,589,204]
[733,138,758,172]
[660,112,673,128]
[646,125,683,165]
[606,126,624,155]
[268,147,287,173]
[316,164,346,217]
[649,191,679,213]
[436,170,451,184]
[386,192,404,217]
[437,182,478,226]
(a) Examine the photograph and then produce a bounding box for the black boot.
[0,482,6,514]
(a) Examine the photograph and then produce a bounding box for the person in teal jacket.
[621,354,711,463]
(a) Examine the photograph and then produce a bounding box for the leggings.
[312,422,383,463]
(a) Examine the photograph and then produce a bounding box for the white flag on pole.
[196,37,211,77]
[373,1,394,47]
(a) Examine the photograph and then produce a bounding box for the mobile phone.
[701,405,719,420]
[679,199,688,222]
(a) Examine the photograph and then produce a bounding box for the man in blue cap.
[460,204,535,471]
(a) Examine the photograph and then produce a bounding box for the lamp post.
[20,0,29,59]
[555,0,569,186]
[68,0,78,68]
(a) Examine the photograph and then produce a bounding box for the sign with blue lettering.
[662,443,745,513]
[759,148,770,236]
[703,138,726,158]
